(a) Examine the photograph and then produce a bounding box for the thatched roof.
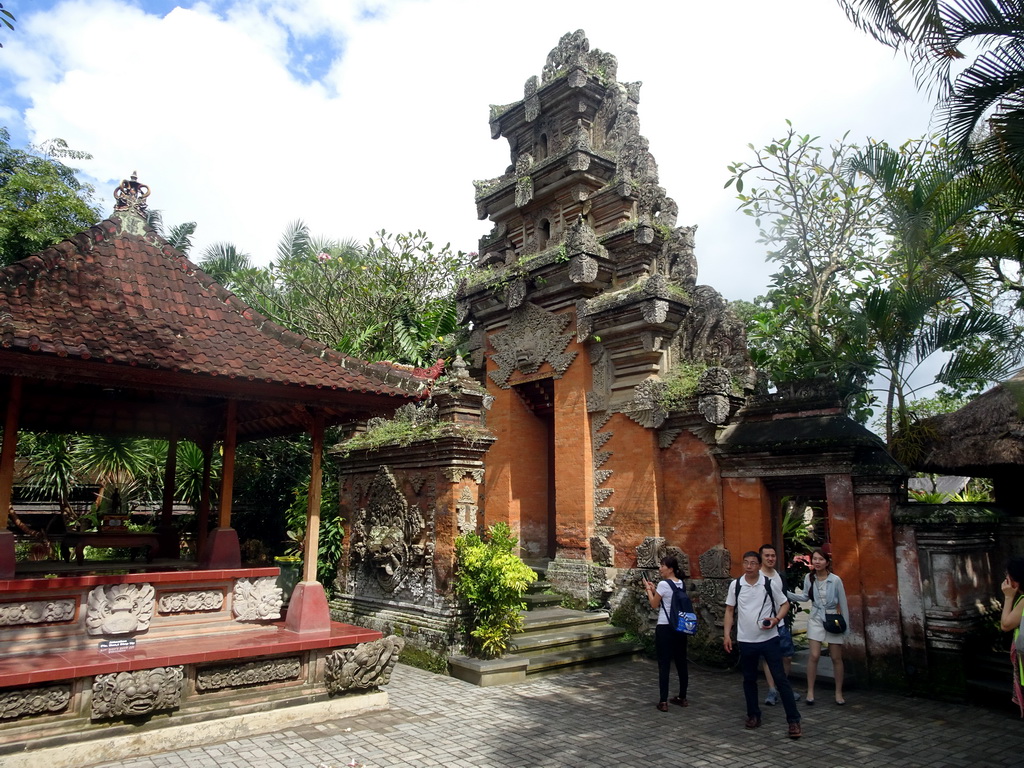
[912,369,1024,475]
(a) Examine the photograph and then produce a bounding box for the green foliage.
[210,224,473,367]
[454,523,537,659]
[0,127,102,265]
[658,362,709,411]
[337,402,490,456]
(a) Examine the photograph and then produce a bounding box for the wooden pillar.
[287,409,331,633]
[200,399,240,569]
[301,410,325,584]
[0,377,22,578]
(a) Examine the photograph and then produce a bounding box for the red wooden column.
[200,399,240,569]
[0,377,22,578]
[287,410,331,633]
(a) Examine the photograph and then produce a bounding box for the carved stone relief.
[232,578,283,621]
[85,583,155,636]
[624,377,668,429]
[443,467,485,484]
[196,657,302,692]
[541,29,618,86]
[324,636,405,694]
[158,590,224,614]
[0,685,71,721]
[671,285,755,394]
[455,485,479,534]
[488,302,577,388]
[349,466,429,593]
[0,599,75,626]
[91,666,184,720]
[699,546,732,578]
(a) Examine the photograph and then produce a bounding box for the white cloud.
[1,0,935,303]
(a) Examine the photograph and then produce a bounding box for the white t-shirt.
[656,578,683,626]
[726,573,789,644]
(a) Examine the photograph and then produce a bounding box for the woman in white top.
[643,555,689,711]
[791,548,850,705]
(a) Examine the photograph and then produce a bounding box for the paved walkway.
[94,659,1024,768]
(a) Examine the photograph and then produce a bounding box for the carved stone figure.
[232,577,283,621]
[91,666,184,720]
[196,657,302,691]
[158,590,224,614]
[699,546,732,578]
[85,583,155,636]
[324,636,404,694]
[349,466,428,593]
[488,303,577,388]
[0,599,75,626]
[0,685,71,720]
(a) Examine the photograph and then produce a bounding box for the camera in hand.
[761,618,772,628]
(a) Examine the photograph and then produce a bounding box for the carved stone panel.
[0,685,72,720]
[158,590,224,614]
[488,303,577,388]
[699,546,732,578]
[85,583,155,636]
[0,599,75,626]
[349,467,428,593]
[324,636,404,694]
[91,666,184,720]
[195,657,302,692]
[232,578,283,621]
[455,485,478,534]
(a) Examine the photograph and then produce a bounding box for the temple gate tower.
[458,30,755,596]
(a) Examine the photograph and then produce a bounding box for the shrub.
[454,523,537,659]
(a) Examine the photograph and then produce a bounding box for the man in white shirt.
[724,550,802,738]
[760,543,800,706]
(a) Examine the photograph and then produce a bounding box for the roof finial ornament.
[113,171,150,216]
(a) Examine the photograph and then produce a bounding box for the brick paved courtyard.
[92,659,1024,768]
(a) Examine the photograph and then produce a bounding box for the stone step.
[521,640,643,677]
[511,623,629,654]
[518,606,611,632]
[522,592,562,609]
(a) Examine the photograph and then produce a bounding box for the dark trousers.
[738,636,799,723]
[655,624,688,702]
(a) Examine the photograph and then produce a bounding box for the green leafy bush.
[454,523,537,659]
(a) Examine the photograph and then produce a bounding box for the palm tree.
[847,138,1024,447]
[197,242,253,289]
[838,1,1024,178]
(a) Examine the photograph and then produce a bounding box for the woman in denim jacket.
[791,548,850,705]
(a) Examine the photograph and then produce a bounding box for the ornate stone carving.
[350,466,429,593]
[158,590,224,614]
[569,254,598,284]
[195,657,302,692]
[91,667,184,720]
[455,485,479,534]
[324,636,404,694]
[698,394,731,425]
[624,377,668,429]
[658,428,682,449]
[541,29,618,85]
[232,577,283,621]
[524,75,540,122]
[85,583,155,636]
[699,546,732,578]
[515,176,533,207]
[505,277,527,309]
[0,599,75,626]
[0,685,71,720]
[636,536,665,568]
[663,226,698,287]
[442,467,485,484]
[671,285,755,392]
[488,303,577,388]
[591,535,614,567]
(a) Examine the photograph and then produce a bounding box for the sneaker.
[793,691,802,702]
[764,689,779,706]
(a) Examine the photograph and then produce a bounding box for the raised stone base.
[545,557,614,604]
[2,689,388,768]
[448,655,528,687]
[332,595,463,653]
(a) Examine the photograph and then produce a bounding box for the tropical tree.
[0,3,14,48]
[0,127,101,265]
[848,137,1024,447]
[146,210,197,256]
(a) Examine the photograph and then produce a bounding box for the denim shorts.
[777,622,795,657]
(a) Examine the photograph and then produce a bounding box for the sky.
[0,0,937,304]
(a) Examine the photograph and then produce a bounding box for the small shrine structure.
[0,176,430,762]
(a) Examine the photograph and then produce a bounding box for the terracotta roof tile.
[0,214,437,399]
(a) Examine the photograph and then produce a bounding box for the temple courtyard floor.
[91,657,1024,768]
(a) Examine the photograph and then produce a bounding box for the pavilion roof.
[0,199,438,441]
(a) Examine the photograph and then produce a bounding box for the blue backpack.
[662,580,698,635]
